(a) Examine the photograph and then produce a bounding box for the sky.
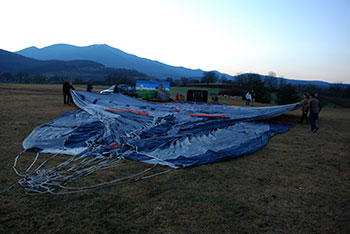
[1,0,349,83]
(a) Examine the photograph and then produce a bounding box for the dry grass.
[0,83,349,233]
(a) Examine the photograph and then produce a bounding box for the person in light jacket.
[245,91,252,106]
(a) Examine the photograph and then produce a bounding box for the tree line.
[1,70,349,105]
[169,72,350,105]
[0,68,147,86]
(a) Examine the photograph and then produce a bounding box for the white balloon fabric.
[23,90,299,168]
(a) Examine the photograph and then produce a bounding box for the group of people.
[244,89,323,133]
[245,90,255,106]
[299,92,323,133]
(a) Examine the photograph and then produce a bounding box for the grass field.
[0,83,349,233]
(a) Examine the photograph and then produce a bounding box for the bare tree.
[201,71,218,84]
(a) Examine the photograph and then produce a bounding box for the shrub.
[276,84,300,105]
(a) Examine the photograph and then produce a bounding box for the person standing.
[250,90,255,106]
[245,91,252,106]
[308,93,321,133]
[113,84,119,93]
[67,82,75,104]
[298,93,310,123]
[314,92,323,116]
[62,80,70,104]
[86,83,93,92]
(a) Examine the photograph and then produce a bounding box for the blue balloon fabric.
[22,91,299,168]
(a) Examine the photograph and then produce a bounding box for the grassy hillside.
[0,84,349,233]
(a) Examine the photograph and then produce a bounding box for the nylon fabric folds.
[22,90,299,168]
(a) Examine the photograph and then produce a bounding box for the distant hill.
[0,49,147,82]
[16,44,234,80]
[258,74,332,89]
[0,48,103,74]
[241,73,332,89]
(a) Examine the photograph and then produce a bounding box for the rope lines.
[12,149,173,195]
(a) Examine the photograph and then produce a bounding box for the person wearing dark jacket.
[113,84,119,93]
[86,83,93,92]
[315,92,323,115]
[62,80,70,104]
[308,93,321,133]
[67,82,75,104]
[250,90,255,106]
[298,93,310,123]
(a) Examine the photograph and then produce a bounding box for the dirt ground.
[0,83,349,233]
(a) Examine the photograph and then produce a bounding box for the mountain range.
[0,48,147,81]
[0,43,339,88]
[16,44,223,80]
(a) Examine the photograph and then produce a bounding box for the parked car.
[100,85,115,94]
[100,84,137,97]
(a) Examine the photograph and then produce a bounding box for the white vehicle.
[100,85,115,94]
[100,84,137,97]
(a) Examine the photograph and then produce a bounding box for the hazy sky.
[1,0,349,83]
